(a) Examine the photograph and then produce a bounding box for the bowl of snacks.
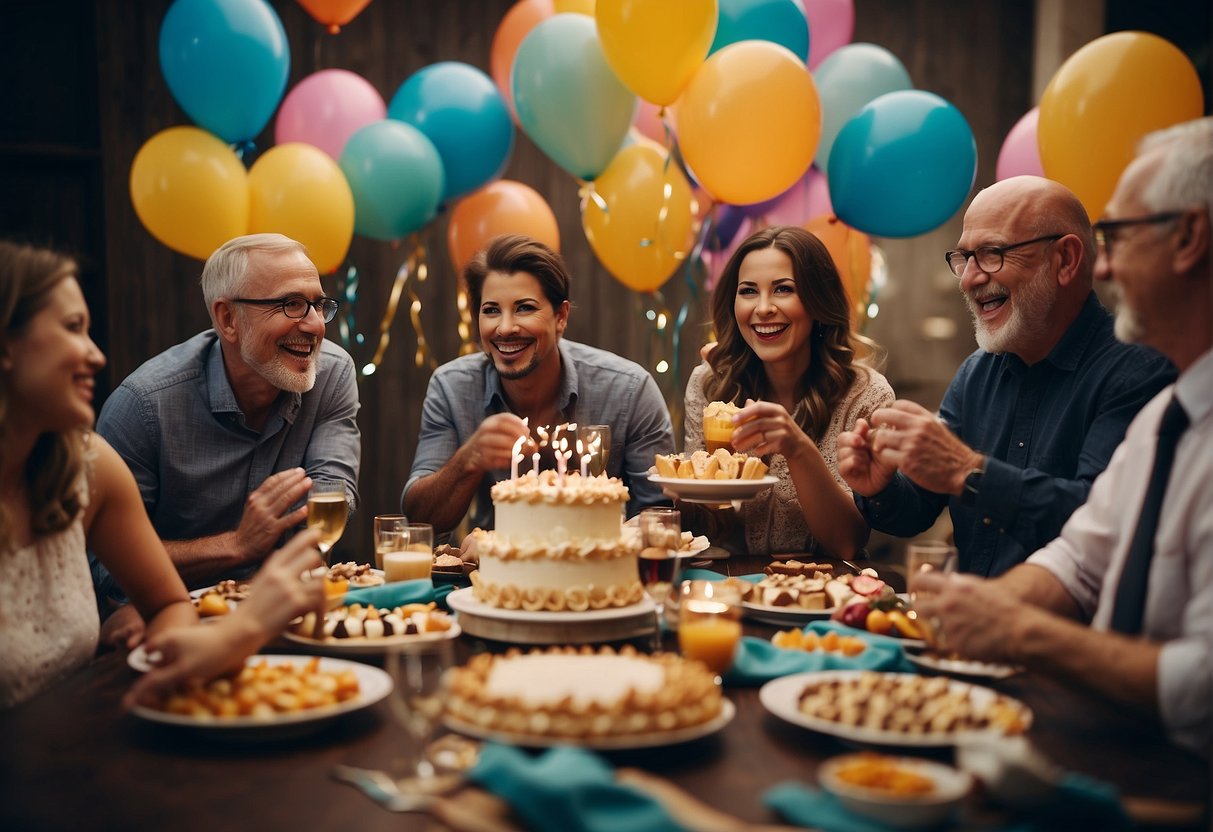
[819,752,972,829]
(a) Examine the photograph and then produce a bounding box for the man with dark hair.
[403,235,674,539]
[839,176,1174,576]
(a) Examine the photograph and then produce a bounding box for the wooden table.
[1,577,1207,831]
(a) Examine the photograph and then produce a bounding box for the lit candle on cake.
[511,434,526,480]
[533,425,548,475]
[578,439,589,478]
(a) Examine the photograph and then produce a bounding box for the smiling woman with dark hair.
[683,225,893,559]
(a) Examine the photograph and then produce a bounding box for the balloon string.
[639,110,687,263]
[455,277,476,356]
[409,248,436,370]
[673,206,715,391]
[361,236,433,376]
[641,289,681,432]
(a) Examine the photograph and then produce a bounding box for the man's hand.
[459,413,531,474]
[912,571,1033,663]
[232,468,312,565]
[838,418,897,496]
[867,401,983,495]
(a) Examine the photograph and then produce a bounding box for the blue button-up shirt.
[857,293,1175,576]
[404,339,675,534]
[92,330,361,593]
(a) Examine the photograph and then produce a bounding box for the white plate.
[127,644,158,673]
[129,654,392,737]
[905,651,1021,680]
[281,621,462,656]
[647,474,779,504]
[445,699,735,750]
[759,671,1032,748]
[742,600,837,625]
[445,587,655,623]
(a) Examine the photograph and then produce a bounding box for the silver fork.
[331,764,437,814]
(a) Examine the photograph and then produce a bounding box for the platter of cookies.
[649,448,777,504]
[282,603,460,655]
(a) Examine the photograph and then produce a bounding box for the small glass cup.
[637,507,684,644]
[383,523,433,583]
[373,514,408,570]
[577,424,611,476]
[386,640,456,793]
[906,541,958,600]
[307,480,349,564]
[678,580,742,675]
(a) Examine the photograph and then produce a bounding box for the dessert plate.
[759,671,1032,748]
[446,587,655,624]
[905,650,1021,680]
[647,474,778,504]
[129,654,392,739]
[741,600,837,625]
[444,699,735,751]
[281,621,462,656]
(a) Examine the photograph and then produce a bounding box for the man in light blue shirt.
[403,235,674,540]
[93,233,360,605]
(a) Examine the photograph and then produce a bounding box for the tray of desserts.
[446,587,656,645]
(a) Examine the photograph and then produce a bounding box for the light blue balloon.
[388,62,515,202]
[829,90,977,238]
[339,121,445,241]
[512,14,636,181]
[813,43,913,173]
[710,0,809,63]
[158,0,289,144]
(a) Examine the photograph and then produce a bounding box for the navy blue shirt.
[857,293,1175,577]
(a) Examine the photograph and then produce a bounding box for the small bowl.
[819,753,972,829]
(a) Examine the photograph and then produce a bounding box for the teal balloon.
[339,121,445,241]
[710,0,809,63]
[829,90,976,238]
[159,0,289,143]
[512,14,636,181]
[388,62,515,202]
[814,43,912,174]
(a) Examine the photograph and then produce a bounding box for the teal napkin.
[341,578,454,610]
[725,621,916,686]
[679,568,762,584]
[468,742,688,832]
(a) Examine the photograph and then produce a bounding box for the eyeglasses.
[231,296,340,323]
[944,234,1064,277]
[1092,212,1182,257]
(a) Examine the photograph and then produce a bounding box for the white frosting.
[485,654,663,707]
[494,498,623,548]
[478,551,639,591]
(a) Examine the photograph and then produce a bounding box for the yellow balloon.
[677,41,820,205]
[1039,32,1203,220]
[597,0,717,106]
[554,0,595,13]
[248,143,355,274]
[582,144,694,292]
[129,126,249,261]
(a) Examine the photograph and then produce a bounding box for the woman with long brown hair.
[0,241,324,708]
[684,225,893,558]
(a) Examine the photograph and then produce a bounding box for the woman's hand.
[730,399,813,460]
[124,532,326,707]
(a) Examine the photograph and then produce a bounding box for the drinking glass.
[307,480,349,564]
[386,641,455,792]
[637,507,683,645]
[577,424,611,476]
[383,523,433,583]
[678,580,742,675]
[906,541,958,646]
[373,514,408,570]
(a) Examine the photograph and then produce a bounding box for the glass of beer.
[678,579,742,676]
[577,424,611,476]
[307,480,349,563]
[637,507,683,643]
[702,402,739,455]
[383,523,433,583]
[373,514,409,570]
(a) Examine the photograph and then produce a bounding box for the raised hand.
[838,418,897,496]
[867,401,982,495]
[232,467,313,563]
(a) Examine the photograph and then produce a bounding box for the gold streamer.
[360,236,435,376]
[456,278,476,356]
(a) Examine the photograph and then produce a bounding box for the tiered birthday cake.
[468,470,643,611]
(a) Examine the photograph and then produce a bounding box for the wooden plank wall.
[3,0,1206,562]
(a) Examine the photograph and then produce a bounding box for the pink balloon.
[995,107,1044,181]
[802,0,855,70]
[633,99,669,146]
[275,69,386,161]
[703,215,755,292]
[762,166,833,227]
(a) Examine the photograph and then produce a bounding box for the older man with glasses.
[839,175,1175,576]
[91,233,360,640]
[912,116,1213,757]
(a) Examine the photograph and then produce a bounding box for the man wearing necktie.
[914,117,1213,757]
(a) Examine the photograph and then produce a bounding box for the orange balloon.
[490,0,554,118]
[296,0,372,34]
[1039,32,1203,220]
[447,180,560,272]
[677,41,820,205]
[803,214,871,324]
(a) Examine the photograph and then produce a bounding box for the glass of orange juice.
[678,580,742,676]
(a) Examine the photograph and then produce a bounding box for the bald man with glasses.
[91,234,360,637]
[839,176,1175,577]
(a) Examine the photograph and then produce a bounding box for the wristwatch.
[960,463,985,507]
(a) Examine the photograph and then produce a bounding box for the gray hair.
[1136,117,1213,221]
[200,233,309,314]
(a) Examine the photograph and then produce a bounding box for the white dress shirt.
[1028,348,1213,756]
